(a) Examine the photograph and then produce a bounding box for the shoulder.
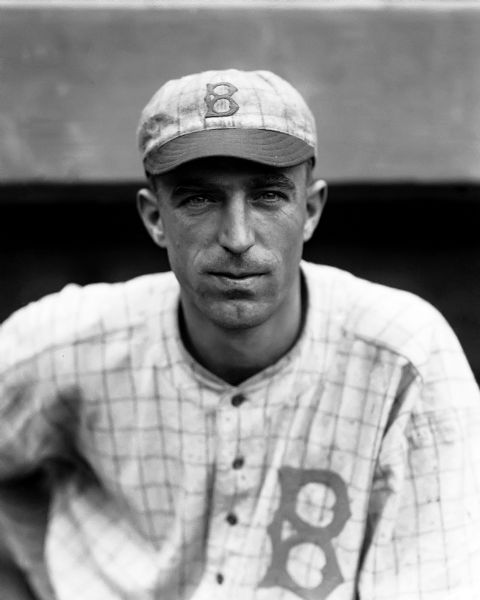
[301,261,458,373]
[0,271,179,371]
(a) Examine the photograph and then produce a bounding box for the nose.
[218,196,255,254]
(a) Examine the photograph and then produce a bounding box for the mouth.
[209,271,267,281]
[207,271,268,293]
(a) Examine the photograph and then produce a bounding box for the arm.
[0,287,83,599]
[358,313,480,599]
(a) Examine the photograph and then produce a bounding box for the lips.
[210,271,264,279]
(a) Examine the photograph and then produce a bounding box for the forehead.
[155,157,308,190]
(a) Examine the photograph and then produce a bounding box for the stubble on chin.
[199,296,272,331]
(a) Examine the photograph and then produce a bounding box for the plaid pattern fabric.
[0,261,479,600]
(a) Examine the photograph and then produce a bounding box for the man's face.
[139,157,324,330]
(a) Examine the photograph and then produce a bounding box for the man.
[0,69,479,600]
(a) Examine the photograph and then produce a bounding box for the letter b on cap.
[205,82,239,118]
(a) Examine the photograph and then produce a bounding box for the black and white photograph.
[1,1,479,598]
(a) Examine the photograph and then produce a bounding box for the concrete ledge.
[1,5,479,183]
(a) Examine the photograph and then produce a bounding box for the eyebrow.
[171,173,296,195]
[248,174,296,191]
[171,179,217,194]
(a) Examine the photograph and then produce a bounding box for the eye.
[255,190,286,203]
[184,195,214,208]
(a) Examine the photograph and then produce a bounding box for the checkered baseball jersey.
[0,261,479,600]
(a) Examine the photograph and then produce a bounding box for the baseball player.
[1,69,479,600]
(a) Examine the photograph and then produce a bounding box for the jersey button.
[231,393,246,407]
[216,573,224,584]
[226,513,238,525]
[232,457,244,470]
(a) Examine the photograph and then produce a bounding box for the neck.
[179,277,306,386]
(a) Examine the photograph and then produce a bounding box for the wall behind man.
[2,0,480,182]
[0,0,479,378]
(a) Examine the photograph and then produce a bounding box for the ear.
[136,188,167,248]
[303,179,327,242]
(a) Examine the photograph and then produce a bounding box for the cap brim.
[143,129,315,175]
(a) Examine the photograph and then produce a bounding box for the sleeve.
[357,311,480,599]
[0,287,83,480]
[0,286,85,599]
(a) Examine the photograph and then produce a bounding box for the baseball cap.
[137,69,317,175]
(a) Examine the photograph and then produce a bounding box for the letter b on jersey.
[205,82,239,118]
[259,467,350,600]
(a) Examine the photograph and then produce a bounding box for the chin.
[204,299,272,331]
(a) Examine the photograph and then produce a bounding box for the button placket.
[213,390,253,585]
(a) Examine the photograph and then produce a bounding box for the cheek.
[266,217,306,285]
[163,219,212,272]
[261,211,305,255]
